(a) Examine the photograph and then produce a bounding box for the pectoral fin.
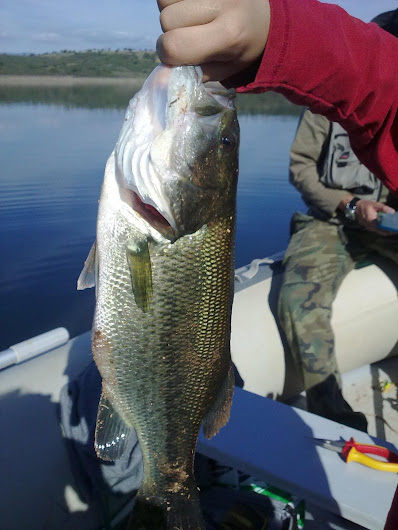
[77,241,97,290]
[202,363,234,439]
[127,240,152,313]
[95,388,133,461]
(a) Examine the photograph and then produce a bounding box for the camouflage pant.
[277,212,398,390]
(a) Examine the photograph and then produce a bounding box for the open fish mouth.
[114,64,237,238]
[130,178,220,239]
[131,191,173,232]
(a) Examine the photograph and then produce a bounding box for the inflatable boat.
[0,254,397,529]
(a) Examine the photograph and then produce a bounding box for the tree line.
[0,50,159,77]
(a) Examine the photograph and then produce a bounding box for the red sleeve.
[235,0,398,194]
[385,485,398,530]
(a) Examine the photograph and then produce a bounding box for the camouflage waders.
[278,212,398,391]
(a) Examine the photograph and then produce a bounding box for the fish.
[78,64,240,529]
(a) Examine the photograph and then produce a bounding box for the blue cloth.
[59,361,143,503]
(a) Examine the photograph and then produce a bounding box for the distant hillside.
[0,50,159,77]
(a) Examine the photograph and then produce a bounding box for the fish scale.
[95,210,233,470]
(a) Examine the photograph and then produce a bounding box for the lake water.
[0,101,305,351]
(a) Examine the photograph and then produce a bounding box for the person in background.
[278,107,398,431]
[276,11,398,432]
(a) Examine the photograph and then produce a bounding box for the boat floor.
[287,354,398,448]
[284,355,398,529]
[1,332,397,530]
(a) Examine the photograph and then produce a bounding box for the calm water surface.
[0,103,305,350]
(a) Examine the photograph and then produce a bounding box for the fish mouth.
[131,191,175,236]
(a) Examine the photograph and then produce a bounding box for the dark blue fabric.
[59,361,143,503]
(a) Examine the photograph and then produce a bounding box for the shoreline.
[0,74,301,115]
[0,75,145,87]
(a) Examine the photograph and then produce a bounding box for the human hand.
[157,0,271,82]
[355,199,396,235]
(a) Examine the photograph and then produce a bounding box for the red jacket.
[232,0,398,196]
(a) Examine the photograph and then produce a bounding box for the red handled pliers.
[312,437,398,472]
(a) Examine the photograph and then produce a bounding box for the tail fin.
[126,489,205,530]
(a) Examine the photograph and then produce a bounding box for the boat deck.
[0,331,397,529]
[287,355,398,449]
[198,386,398,530]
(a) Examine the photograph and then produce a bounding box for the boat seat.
[231,256,398,399]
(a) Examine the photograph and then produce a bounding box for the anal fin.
[202,363,234,439]
[95,389,133,461]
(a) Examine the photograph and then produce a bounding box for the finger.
[362,220,385,235]
[160,1,219,32]
[379,204,396,214]
[157,0,182,11]
[375,227,395,236]
[201,60,248,82]
[157,21,233,67]
[362,216,395,236]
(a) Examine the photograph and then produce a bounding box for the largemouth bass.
[78,64,239,529]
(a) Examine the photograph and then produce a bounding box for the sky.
[0,0,397,55]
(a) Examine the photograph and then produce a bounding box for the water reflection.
[0,83,139,109]
[0,81,302,114]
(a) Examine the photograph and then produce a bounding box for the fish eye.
[221,134,235,152]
